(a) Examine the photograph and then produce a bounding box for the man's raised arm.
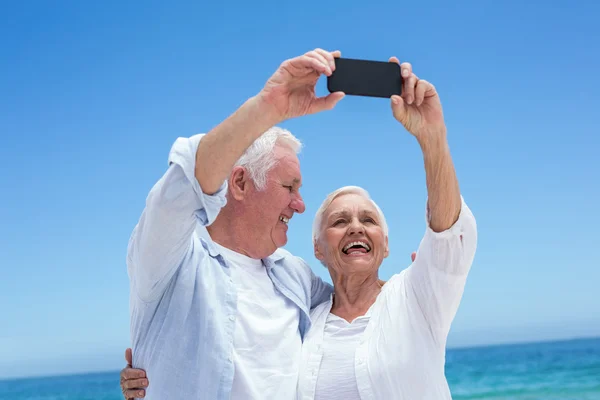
[194,97,279,195]
[196,48,345,195]
[128,49,345,301]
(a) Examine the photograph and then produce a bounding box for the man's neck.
[207,210,267,259]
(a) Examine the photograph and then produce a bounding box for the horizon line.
[446,334,600,350]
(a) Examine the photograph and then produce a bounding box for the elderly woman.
[120,57,477,399]
[298,183,476,399]
[296,58,477,398]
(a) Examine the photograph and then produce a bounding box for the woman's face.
[315,193,389,275]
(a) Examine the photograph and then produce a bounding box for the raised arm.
[389,58,477,343]
[196,49,345,195]
[128,49,345,301]
[389,57,461,229]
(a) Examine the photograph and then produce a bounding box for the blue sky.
[1,0,598,379]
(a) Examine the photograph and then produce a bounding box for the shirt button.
[229,315,235,321]
[357,358,364,364]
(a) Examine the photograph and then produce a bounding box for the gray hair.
[234,126,302,191]
[312,185,389,243]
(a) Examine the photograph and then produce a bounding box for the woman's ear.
[314,239,324,261]
[384,236,390,258]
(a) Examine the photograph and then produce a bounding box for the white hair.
[234,126,302,190]
[312,185,389,243]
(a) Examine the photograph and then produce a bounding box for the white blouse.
[314,311,372,400]
[297,198,477,400]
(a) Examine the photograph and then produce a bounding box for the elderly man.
[123,48,345,400]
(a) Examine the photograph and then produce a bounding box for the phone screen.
[327,58,402,98]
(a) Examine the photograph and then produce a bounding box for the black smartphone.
[327,57,402,98]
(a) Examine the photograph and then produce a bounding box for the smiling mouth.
[342,241,371,255]
[279,216,289,224]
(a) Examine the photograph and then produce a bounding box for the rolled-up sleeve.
[406,196,478,344]
[127,134,228,301]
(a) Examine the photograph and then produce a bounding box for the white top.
[297,198,478,400]
[314,310,372,400]
[213,242,302,400]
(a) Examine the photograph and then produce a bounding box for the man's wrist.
[249,93,285,128]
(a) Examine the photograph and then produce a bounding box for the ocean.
[1,337,598,400]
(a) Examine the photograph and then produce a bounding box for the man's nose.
[291,192,305,214]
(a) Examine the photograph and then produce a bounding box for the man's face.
[244,145,305,258]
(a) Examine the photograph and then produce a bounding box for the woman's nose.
[348,219,364,234]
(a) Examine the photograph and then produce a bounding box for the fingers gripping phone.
[327,58,402,98]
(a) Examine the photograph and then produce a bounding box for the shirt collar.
[200,237,221,258]
[201,237,286,265]
[264,251,285,264]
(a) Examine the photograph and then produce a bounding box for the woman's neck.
[330,273,384,323]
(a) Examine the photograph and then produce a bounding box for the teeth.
[279,216,289,224]
[342,241,371,253]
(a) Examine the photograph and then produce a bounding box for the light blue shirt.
[127,134,333,400]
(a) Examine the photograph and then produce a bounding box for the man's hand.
[258,48,345,122]
[389,58,446,142]
[120,348,148,399]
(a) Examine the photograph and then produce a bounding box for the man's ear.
[314,239,325,262]
[229,166,250,201]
